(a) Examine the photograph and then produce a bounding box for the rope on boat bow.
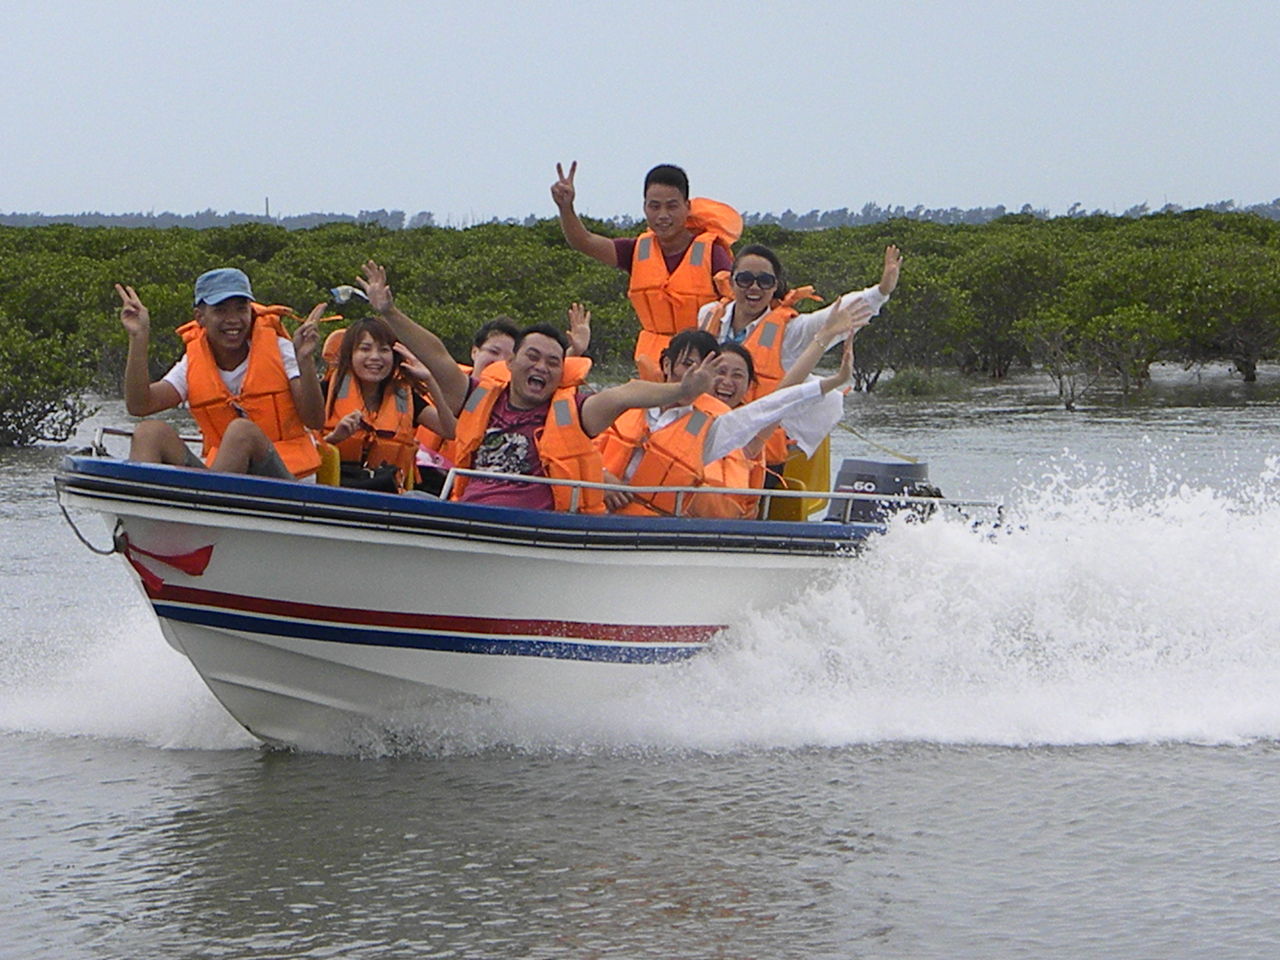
[57,500,119,556]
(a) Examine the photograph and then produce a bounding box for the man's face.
[643,183,691,243]
[196,297,253,354]
[471,332,515,377]
[660,346,707,384]
[507,333,564,409]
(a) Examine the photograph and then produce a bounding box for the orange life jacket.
[178,305,320,478]
[416,362,471,453]
[324,370,418,486]
[702,285,823,465]
[445,357,605,513]
[628,198,742,381]
[595,394,729,517]
[689,447,766,520]
[702,285,823,398]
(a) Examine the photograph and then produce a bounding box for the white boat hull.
[57,458,877,747]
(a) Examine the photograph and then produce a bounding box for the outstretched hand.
[551,161,577,210]
[357,260,394,314]
[821,337,856,395]
[566,301,591,356]
[879,244,903,296]
[293,303,325,361]
[675,352,720,405]
[115,284,150,338]
[819,294,873,346]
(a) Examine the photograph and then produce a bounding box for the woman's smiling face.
[351,332,395,385]
[712,351,752,408]
[731,253,779,323]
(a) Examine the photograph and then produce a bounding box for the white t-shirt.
[162,338,302,402]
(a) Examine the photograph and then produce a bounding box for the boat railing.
[93,425,203,453]
[87,426,1001,523]
[439,467,1002,522]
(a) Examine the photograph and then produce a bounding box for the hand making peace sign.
[550,161,578,210]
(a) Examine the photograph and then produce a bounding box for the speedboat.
[55,440,991,749]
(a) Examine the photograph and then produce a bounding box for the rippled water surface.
[5,370,1280,958]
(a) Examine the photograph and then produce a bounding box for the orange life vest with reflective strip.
[628,198,740,380]
[595,394,729,517]
[628,230,723,380]
[325,371,418,484]
[702,285,823,400]
[178,306,320,478]
[628,230,722,338]
[416,363,471,453]
[445,358,604,513]
[689,447,766,520]
[703,285,823,465]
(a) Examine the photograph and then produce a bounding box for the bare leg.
[129,420,199,466]
[210,419,294,479]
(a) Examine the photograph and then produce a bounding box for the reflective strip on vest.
[464,385,489,413]
[394,385,408,414]
[637,237,652,261]
[553,398,572,428]
[685,410,709,436]
[689,241,705,268]
[758,321,780,349]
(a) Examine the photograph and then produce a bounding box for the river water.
[4,367,1280,959]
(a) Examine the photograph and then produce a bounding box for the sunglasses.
[733,270,778,290]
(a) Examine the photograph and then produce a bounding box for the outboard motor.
[825,457,942,523]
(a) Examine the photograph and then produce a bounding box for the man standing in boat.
[355,261,720,513]
[550,162,738,380]
[116,269,327,479]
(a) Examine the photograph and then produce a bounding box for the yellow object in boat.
[765,435,831,521]
[316,442,341,486]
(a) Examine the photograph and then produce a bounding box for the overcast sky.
[3,0,1276,223]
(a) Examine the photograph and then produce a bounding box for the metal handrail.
[438,466,1001,519]
[87,427,1002,522]
[93,425,202,454]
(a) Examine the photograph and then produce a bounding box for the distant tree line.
[0,208,427,231]
[3,197,1279,232]
[1,208,1279,443]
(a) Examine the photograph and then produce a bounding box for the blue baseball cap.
[194,268,255,306]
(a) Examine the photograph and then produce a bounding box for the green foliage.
[1084,304,1178,391]
[3,208,1280,444]
[0,313,95,446]
[877,368,969,398]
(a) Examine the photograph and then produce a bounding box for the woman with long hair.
[322,317,455,491]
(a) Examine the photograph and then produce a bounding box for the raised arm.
[780,249,899,369]
[776,296,871,391]
[397,343,458,441]
[738,298,869,458]
[565,301,592,357]
[879,244,903,297]
[356,260,470,414]
[116,284,181,416]
[705,341,854,465]
[289,303,327,429]
[551,162,618,267]
[579,352,718,438]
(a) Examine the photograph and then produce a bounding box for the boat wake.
[10,456,1280,754]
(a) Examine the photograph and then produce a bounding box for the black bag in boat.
[339,462,400,492]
